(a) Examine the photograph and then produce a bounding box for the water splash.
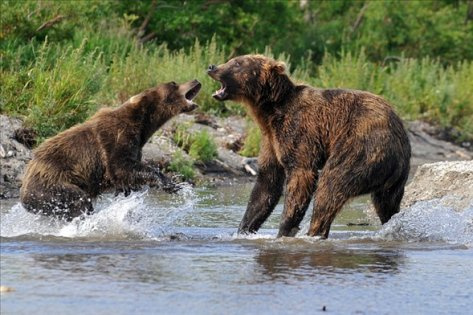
[0,185,198,240]
[376,199,473,246]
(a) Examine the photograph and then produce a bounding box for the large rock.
[407,121,473,167]
[154,114,249,176]
[0,115,32,198]
[402,160,473,212]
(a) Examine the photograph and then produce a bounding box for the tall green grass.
[310,51,473,139]
[239,122,261,158]
[1,39,105,141]
[1,36,228,140]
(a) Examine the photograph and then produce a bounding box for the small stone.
[0,285,15,293]
[7,150,15,157]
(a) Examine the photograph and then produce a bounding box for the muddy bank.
[1,114,472,199]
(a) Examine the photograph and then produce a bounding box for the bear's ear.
[266,61,290,102]
[129,93,143,104]
[273,61,286,74]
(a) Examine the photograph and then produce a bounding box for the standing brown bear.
[20,80,201,220]
[208,55,410,238]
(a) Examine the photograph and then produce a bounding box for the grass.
[189,130,218,163]
[310,51,473,140]
[1,40,105,141]
[169,123,218,178]
[173,123,218,163]
[167,151,195,181]
[239,122,261,158]
[172,123,193,152]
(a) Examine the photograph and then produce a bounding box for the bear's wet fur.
[208,55,410,238]
[20,80,201,220]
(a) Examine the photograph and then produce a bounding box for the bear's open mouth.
[212,81,227,101]
[184,82,202,104]
[179,80,201,113]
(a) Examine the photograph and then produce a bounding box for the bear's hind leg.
[371,174,408,224]
[307,184,350,238]
[22,184,93,221]
[307,166,355,238]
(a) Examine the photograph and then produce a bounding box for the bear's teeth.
[216,86,225,94]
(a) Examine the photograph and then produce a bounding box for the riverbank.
[1,113,472,199]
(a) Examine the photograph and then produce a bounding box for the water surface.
[1,183,472,314]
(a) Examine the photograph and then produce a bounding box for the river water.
[1,183,472,315]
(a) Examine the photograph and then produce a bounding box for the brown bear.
[20,80,201,220]
[208,55,411,238]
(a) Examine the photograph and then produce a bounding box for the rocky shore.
[402,160,473,212]
[1,114,472,199]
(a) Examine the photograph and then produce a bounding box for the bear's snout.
[207,64,217,73]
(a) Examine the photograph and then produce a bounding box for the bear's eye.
[170,81,177,86]
[234,62,240,68]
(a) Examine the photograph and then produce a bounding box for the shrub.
[172,123,193,151]
[239,122,261,157]
[189,129,218,163]
[167,151,195,181]
[1,40,105,141]
[172,123,218,164]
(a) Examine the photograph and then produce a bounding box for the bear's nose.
[207,64,217,73]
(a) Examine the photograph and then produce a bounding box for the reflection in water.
[255,245,404,282]
[30,248,168,285]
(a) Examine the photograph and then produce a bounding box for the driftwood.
[137,0,158,37]
[350,2,369,34]
[467,0,473,24]
[36,15,65,32]
[139,31,157,44]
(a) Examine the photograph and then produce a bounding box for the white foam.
[0,185,198,240]
[375,199,473,246]
[2,188,472,246]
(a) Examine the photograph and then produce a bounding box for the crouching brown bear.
[208,55,410,238]
[20,80,201,220]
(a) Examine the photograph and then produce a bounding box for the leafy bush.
[172,124,218,163]
[309,51,473,139]
[239,123,261,157]
[189,130,218,163]
[167,151,195,181]
[1,40,105,141]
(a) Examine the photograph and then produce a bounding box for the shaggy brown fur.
[208,55,411,238]
[20,80,201,220]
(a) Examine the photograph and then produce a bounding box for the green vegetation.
[312,51,473,139]
[189,130,218,163]
[167,151,195,181]
[116,0,473,65]
[173,123,194,152]
[1,0,472,147]
[170,123,218,177]
[173,124,218,163]
[240,123,262,158]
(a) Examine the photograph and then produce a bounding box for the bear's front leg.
[143,165,180,193]
[277,169,317,237]
[113,163,179,196]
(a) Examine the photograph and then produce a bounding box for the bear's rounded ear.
[273,61,286,74]
[129,93,143,104]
